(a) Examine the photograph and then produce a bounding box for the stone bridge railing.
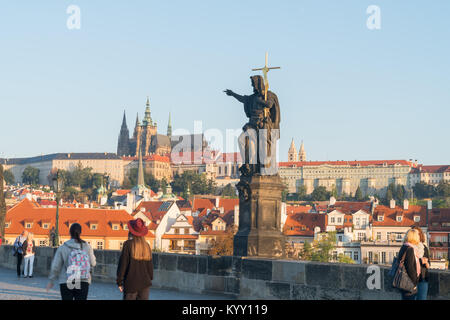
[1,245,449,299]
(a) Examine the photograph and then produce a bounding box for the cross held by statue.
[251,52,281,117]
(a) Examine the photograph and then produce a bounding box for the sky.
[0,1,449,164]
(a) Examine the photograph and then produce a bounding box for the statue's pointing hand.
[224,89,234,96]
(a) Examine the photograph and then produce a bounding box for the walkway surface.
[0,268,232,300]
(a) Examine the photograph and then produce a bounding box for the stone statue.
[224,75,280,177]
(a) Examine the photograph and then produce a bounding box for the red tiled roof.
[410,165,450,174]
[133,201,173,222]
[5,198,156,238]
[279,160,414,168]
[122,155,171,163]
[372,205,427,227]
[283,213,326,237]
[286,205,311,214]
[161,234,198,240]
[428,208,450,232]
[115,189,131,196]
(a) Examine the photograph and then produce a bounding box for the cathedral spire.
[299,140,306,162]
[167,112,172,137]
[137,147,145,187]
[121,110,127,129]
[288,138,297,162]
[143,96,152,126]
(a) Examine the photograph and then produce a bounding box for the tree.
[436,181,450,198]
[299,240,313,260]
[221,183,238,198]
[22,166,40,185]
[3,170,15,185]
[354,186,363,201]
[207,228,234,256]
[412,181,436,199]
[310,186,330,201]
[337,253,355,264]
[310,232,337,262]
[0,165,7,243]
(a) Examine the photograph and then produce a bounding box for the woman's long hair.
[130,235,152,261]
[69,223,86,247]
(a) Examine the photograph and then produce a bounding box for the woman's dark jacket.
[419,245,430,282]
[22,240,36,255]
[116,239,153,293]
[397,244,420,288]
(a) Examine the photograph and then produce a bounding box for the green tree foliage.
[310,186,331,201]
[354,186,363,201]
[0,165,7,242]
[3,170,15,185]
[171,171,216,196]
[221,183,238,198]
[22,166,40,185]
[337,253,356,264]
[436,181,450,198]
[413,181,436,199]
[299,240,313,260]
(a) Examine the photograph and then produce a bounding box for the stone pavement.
[0,268,232,300]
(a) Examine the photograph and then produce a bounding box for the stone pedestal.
[234,174,285,258]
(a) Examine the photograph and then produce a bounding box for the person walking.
[22,232,36,278]
[13,230,28,278]
[412,226,430,300]
[117,218,153,300]
[46,223,96,300]
[397,228,422,300]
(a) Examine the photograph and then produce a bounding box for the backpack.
[66,243,91,281]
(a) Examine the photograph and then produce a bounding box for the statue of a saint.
[224,75,280,176]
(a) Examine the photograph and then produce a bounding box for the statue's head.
[250,75,265,95]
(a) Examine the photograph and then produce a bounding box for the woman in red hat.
[116,218,153,300]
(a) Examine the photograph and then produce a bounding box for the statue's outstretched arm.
[224,89,248,104]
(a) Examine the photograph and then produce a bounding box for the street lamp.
[52,170,63,247]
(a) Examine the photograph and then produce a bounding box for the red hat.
[127,218,148,237]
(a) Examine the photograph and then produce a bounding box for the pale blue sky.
[0,1,449,164]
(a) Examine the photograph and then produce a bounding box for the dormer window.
[378,215,384,222]
[396,216,403,222]
[123,224,128,230]
[25,222,33,229]
[5,222,11,228]
[42,223,50,229]
[90,224,98,230]
[414,216,420,222]
[112,224,119,231]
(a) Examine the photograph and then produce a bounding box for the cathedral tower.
[288,138,297,162]
[117,110,130,156]
[298,140,306,162]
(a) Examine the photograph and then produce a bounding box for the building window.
[337,217,342,223]
[42,223,49,229]
[330,217,335,223]
[414,216,420,222]
[174,228,180,234]
[184,228,190,235]
[378,215,384,222]
[39,240,48,247]
[25,223,32,229]
[5,222,10,228]
[377,232,381,240]
[368,251,373,263]
[354,252,359,261]
[123,224,128,230]
[97,241,104,250]
[381,252,386,264]
[91,224,98,230]
[112,225,119,231]
[396,216,402,222]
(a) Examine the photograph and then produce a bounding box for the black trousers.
[123,286,150,300]
[16,253,23,276]
[60,282,90,300]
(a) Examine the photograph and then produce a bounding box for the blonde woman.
[397,229,421,300]
[411,226,430,300]
[116,218,153,300]
[22,232,36,278]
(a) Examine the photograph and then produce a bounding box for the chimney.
[329,196,336,206]
[426,200,432,228]
[390,199,396,209]
[215,197,220,208]
[403,199,409,211]
[234,204,239,228]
